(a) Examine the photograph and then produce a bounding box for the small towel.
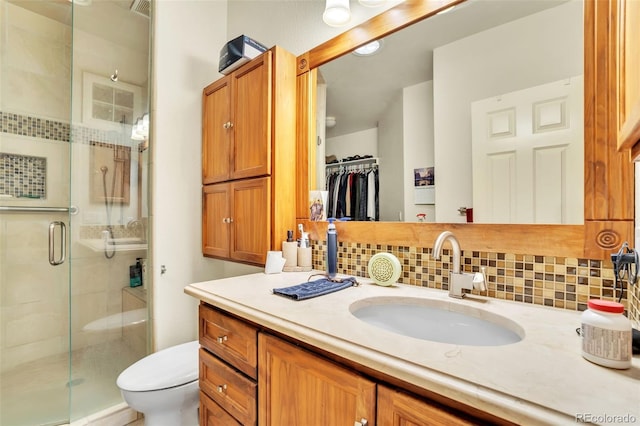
[273,276,357,301]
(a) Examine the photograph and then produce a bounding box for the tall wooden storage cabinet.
[202,47,296,265]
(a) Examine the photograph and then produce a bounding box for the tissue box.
[218,35,268,75]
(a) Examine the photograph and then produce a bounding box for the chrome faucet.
[432,231,487,298]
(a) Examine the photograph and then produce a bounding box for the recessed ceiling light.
[353,39,383,56]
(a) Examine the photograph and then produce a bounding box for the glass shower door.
[68,0,151,421]
[0,0,151,424]
[0,0,74,424]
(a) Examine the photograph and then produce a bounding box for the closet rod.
[326,157,379,168]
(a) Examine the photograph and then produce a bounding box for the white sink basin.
[350,297,523,346]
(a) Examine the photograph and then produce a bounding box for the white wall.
[433,0,583,222]
[403,81,435,222]
[325,128,377,161]
[152,0,262,351]
[378,93,403,221]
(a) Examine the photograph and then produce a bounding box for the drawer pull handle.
[354,419,368,426]
[217,384,227,393]
[217,335,228,344]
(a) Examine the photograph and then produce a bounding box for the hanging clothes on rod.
[325,158,379,221]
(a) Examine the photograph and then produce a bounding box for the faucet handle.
[472,266,487,292]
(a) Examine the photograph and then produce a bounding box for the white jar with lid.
[581,299,632,369]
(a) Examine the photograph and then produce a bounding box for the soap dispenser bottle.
[327,218,338,278]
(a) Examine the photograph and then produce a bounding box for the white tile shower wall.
[3,1,71,121]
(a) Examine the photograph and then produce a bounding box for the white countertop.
[185,271,640,426]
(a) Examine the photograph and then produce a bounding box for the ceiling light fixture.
[358,0,385,7]
[323,0,351,27]
[353,39,383,56]
[436,4,457,15]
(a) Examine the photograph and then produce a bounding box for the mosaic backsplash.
[0,153,46,199]
[311,241,640,325]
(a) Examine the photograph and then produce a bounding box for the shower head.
[110,69,118,82]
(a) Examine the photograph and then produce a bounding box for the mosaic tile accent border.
[1,111,70,142]
[0,153,46,199]
[1,111,127,146]
[311,241,638,321]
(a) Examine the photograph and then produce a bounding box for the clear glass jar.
[581,299,632,369]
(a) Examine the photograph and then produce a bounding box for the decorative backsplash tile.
[311,241,638,322]
[0,153,47,199]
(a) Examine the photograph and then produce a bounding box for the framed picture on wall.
[414,167,434,186]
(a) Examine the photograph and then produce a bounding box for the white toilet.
[117,340,200,426]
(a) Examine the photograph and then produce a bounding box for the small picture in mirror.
[414,167,434,187]
[309,190,328,221]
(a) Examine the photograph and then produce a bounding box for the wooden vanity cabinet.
[199,303,258,425]
[198,303,509,426]
[201,46,296,265]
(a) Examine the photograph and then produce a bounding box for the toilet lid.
[117,340,200,392]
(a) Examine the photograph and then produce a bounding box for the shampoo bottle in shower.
[327,218,337,279]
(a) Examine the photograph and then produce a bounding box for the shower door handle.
[49,221,67,266]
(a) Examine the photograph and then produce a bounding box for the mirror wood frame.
[295,0,634,260]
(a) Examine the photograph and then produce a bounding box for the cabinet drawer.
[200,391,242,426]
[200,348,257,426]
[199,303,258,379]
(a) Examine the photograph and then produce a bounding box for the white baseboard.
[66,403,141,426]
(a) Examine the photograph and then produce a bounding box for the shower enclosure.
[0,0,151,424]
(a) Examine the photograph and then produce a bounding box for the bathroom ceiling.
[321,0,572,138]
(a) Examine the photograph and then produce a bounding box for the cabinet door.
[258,333,376,426]
[200,391,242,426]
[377,385,476,426]
[231,52,272,180]
[203,183,230,258]
[203,77,232,184]
[230,177,270,264]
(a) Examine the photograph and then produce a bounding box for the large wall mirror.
[295,0,634,260]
